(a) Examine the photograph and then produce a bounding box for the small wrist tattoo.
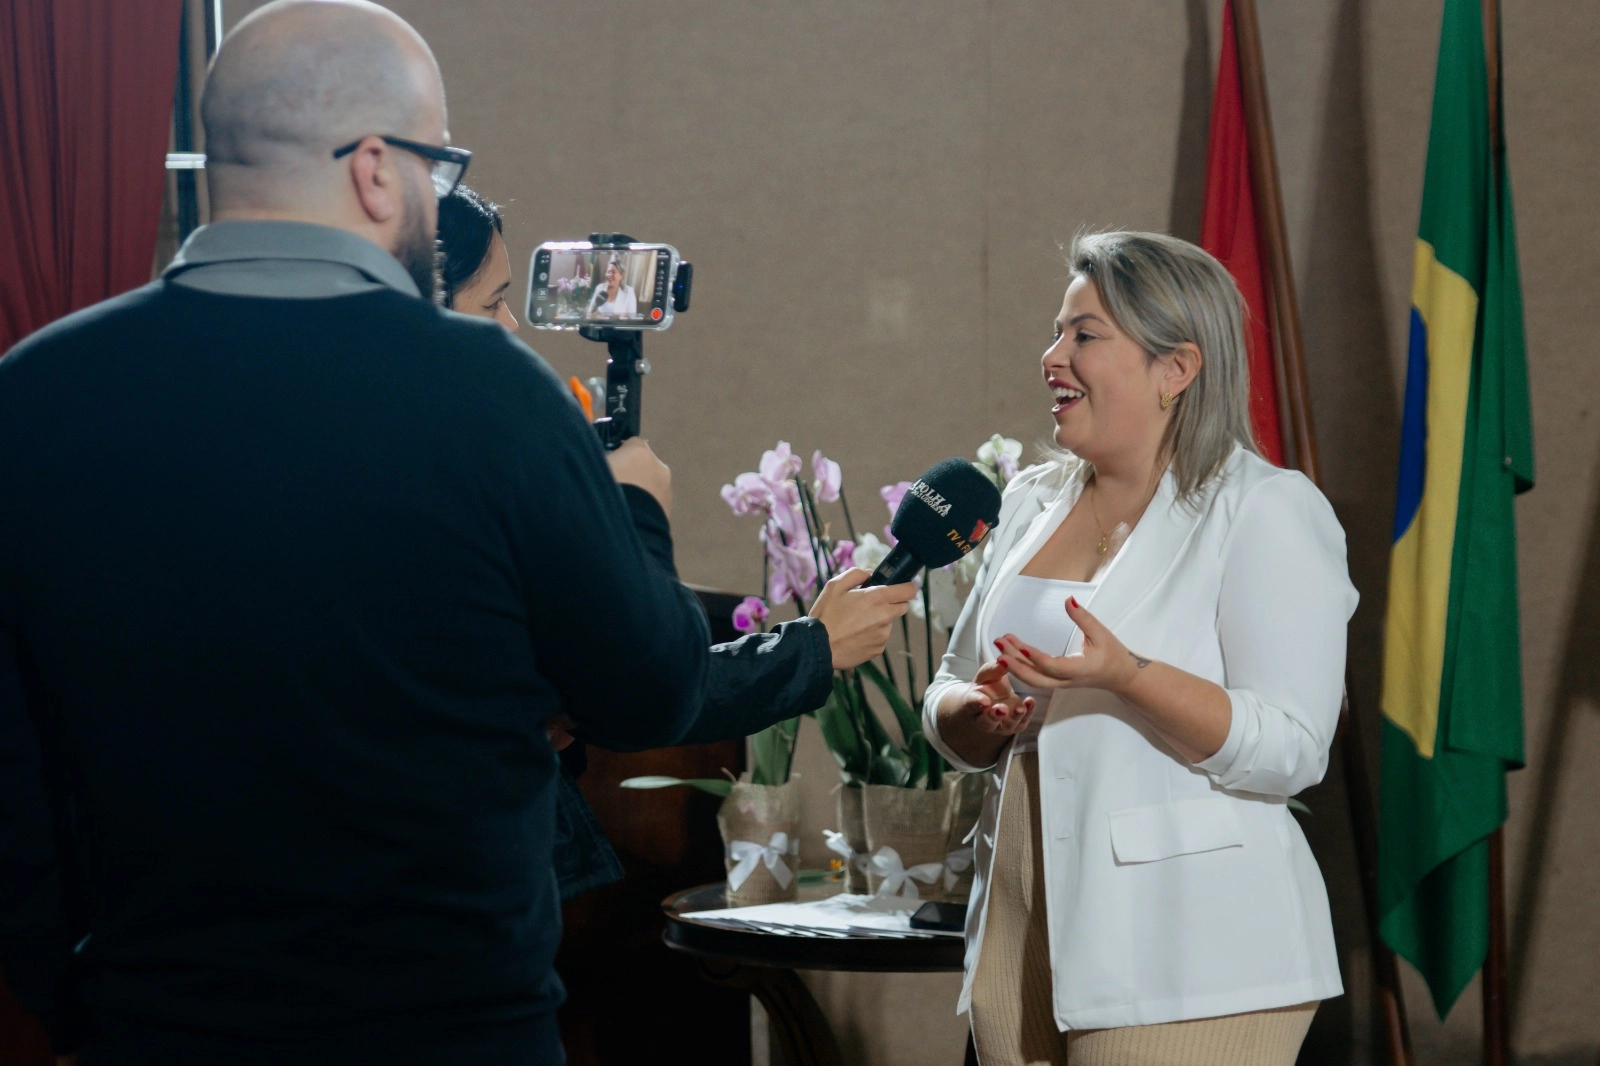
[1129,652,1152,670]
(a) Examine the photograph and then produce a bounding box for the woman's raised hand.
[994,596,1145,695]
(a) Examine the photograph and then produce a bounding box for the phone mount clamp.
[578,232,693,451]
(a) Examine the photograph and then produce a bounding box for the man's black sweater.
[0,282,711,1062]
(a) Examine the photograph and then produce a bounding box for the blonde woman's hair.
[1066,230,1259,500]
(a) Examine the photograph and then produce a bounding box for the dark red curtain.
[0,4,183,1058]
[0,0,184,356]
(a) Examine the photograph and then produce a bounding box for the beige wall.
[220,2,1600,1061]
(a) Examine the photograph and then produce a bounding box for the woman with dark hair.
[437,184,517,328]
[433,185,918,905]
[436,184,625,899]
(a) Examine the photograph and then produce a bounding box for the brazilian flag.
[1379,0,1534,1018]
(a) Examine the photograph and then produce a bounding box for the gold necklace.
[1086,481,1120,555]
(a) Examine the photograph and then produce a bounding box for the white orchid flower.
[852,531,891,573]
[975,435,1022,484]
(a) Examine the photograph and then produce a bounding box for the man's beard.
[394,177,442,303]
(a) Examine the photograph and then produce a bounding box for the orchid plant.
[722,435,1023,791]
[553,272,593,316]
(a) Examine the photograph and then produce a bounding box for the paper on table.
[680,892,962,938]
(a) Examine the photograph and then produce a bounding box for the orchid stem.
[796,480,833,583]
[838,487,860,544]
[900,613,914,701]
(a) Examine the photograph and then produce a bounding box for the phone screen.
[526,243,677,330]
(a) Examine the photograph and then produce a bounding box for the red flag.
[1200,0,1284,465]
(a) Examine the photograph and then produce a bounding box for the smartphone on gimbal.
[524,235,693,450]
[525,241,683,331]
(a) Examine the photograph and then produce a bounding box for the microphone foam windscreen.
[888,458,1003,570]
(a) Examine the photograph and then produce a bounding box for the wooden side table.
[662,884,970,1066]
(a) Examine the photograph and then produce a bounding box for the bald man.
[0,3,711,1063]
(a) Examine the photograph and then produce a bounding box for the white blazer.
[923,446,1356,1031]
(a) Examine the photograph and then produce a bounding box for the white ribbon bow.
[822,829,867,872]
[941,846,975,892]
[868,845,944,900]
[727,832,795,892]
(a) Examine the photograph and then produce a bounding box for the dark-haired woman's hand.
[606,438,672,517]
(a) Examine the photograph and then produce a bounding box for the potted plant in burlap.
[814,437,1021,900]
[716,769,801,905]
[714,436,1021,899]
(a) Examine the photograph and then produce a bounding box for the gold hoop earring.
[1160,391,1174,411]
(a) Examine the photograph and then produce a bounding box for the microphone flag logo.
[969,518,991,543]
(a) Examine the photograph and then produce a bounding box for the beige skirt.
[967,752,1317,1066]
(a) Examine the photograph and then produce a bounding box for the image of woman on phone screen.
[587,256,638,319]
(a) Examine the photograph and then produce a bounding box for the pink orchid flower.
[880,480,912,544]
[759,441,802,486]
[721,471,774,516]
[832,539,856,570]
[731,596,770,634]
[811,450,841,503]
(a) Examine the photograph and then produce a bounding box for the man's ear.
[1164,342,1203,398]
[346,136,402,225]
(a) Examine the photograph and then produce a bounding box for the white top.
[591,284,638,318]
[921,448,1357,1031]
[982,574,1097,752]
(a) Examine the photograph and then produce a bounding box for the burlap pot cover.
[938,771,987,903]
[717,776,801,906]
[828,784,870,894]
[862,783,949,901]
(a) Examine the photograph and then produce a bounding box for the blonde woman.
[587,255,638,318]
[923,231,1355,1065]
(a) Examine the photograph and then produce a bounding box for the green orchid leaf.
[1287,798,1313,817]
[619,775,733,797]
[909,734,937,791]
[926,745,947,791]
[869,743,911,787]
[856,660,924,750]
[749,717,800,786]
[851,671,902,754]
[814,678,870,784]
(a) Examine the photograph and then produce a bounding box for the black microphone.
[865,458,1003,586]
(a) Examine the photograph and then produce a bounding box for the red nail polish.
[1068,596,1081,609]
[1020,649,1033,659]
[997,657,1008,669]
[993,639,1005,650]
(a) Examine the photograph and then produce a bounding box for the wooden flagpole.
[1230,0,1315,480]
[1230,2,1413,1062]
[1480,1,1512,1062]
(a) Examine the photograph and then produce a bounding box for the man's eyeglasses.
[331,136,472,199]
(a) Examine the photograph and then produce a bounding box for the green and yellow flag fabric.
[1379,0,1534,1018]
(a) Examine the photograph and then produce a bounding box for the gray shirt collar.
[163,220,422,300]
